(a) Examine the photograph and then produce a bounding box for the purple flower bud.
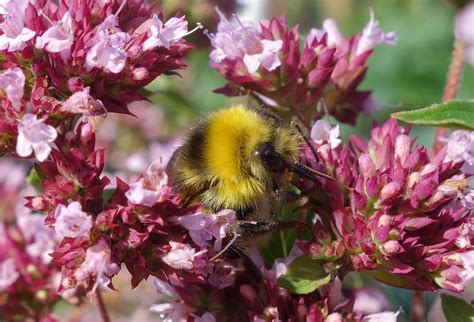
[379,182,402,203]
[359,154,376,177]
[382,240,402,255]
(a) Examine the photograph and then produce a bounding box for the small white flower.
[243,39,283,73]
[61,87,104,115]
[460,251,474,285]
[0,0,35,52]
[195,312,217,322]
[0,67,25,110]
[455,2,474,65]
[53,202,93,239]
[445,130,474,175]
[355,9,397,56]
[35,12,74,61]
[17,211,57,264]
[143,15,189,50]
[307,19,343,47]
[125,169,168,206]
[161,241,201,270]
[362,311,400,322]
[310,119,341,149]
[150,278,195,321]
[85,15,130,73]
[16,114,57,162]
[0,258,19,291]
[74,238,120,293]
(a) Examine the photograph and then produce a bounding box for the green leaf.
[102,189,115,205]
[27,165,44,193]
[276,254,331,294]
[441,294,474,322]
[391,100,474,130]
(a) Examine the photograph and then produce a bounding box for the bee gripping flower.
[16,114,57,162]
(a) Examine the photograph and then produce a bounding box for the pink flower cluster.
[297,119,473,293]
[0,213,65,321]
[0,0,193,161]
[209,9,396,125]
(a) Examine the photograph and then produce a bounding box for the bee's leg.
[227,244,264,283]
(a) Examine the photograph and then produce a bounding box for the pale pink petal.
[243,54,261,73]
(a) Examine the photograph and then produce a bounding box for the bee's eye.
[261,148,285,172]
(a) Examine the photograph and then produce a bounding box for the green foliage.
[392,100,474,130]
[441,294,474,322]
[276,255,332,294]
[27,165,44,193]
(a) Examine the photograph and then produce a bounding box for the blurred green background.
[152,0,473,147]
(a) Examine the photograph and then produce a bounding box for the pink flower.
[175,212,214,247]
[208,262,237,289]
[0,67,25,110]
[210,9,282,73]
[445,130,474,174]
[307,19,343,47]
[355,9,397,56]
[142,15,189,50]
[0,0,35,52]
[161,241,202,270]
[0,258,19,291]
[455,2,474,65]
[85,16,130,73]
[195,312,217,322]
[17,211,57,264]
[310,119,341,149]
[150,279,195,321]
[35,12,74,61]
[16,113,57,162]
[362,311,400,322]
[460,251,474,285]
[176,209,236,251]
[61,87,105,116]
[243,39,283,73]
[53,202,93,239]
[125,166,168,206]
[74,238,120,293]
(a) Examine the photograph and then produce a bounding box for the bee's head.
[203,105,300,206]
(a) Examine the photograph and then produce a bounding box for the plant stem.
[410,291,425,322]
[434,37,465,152]
[96,288,111,322]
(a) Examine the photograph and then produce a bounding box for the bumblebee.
[167,105,317,254]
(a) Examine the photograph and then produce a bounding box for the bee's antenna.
[291,121,319,162]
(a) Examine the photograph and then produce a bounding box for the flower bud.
[359,154,376,177]
[380,182,402,203]
[382,240,402,255]
[325,312,343,322]
[132,67,149,81]
[394,134,410,165]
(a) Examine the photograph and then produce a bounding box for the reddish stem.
[434,37,466,152]
[410,291,425,322]
[96,288,111,322]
